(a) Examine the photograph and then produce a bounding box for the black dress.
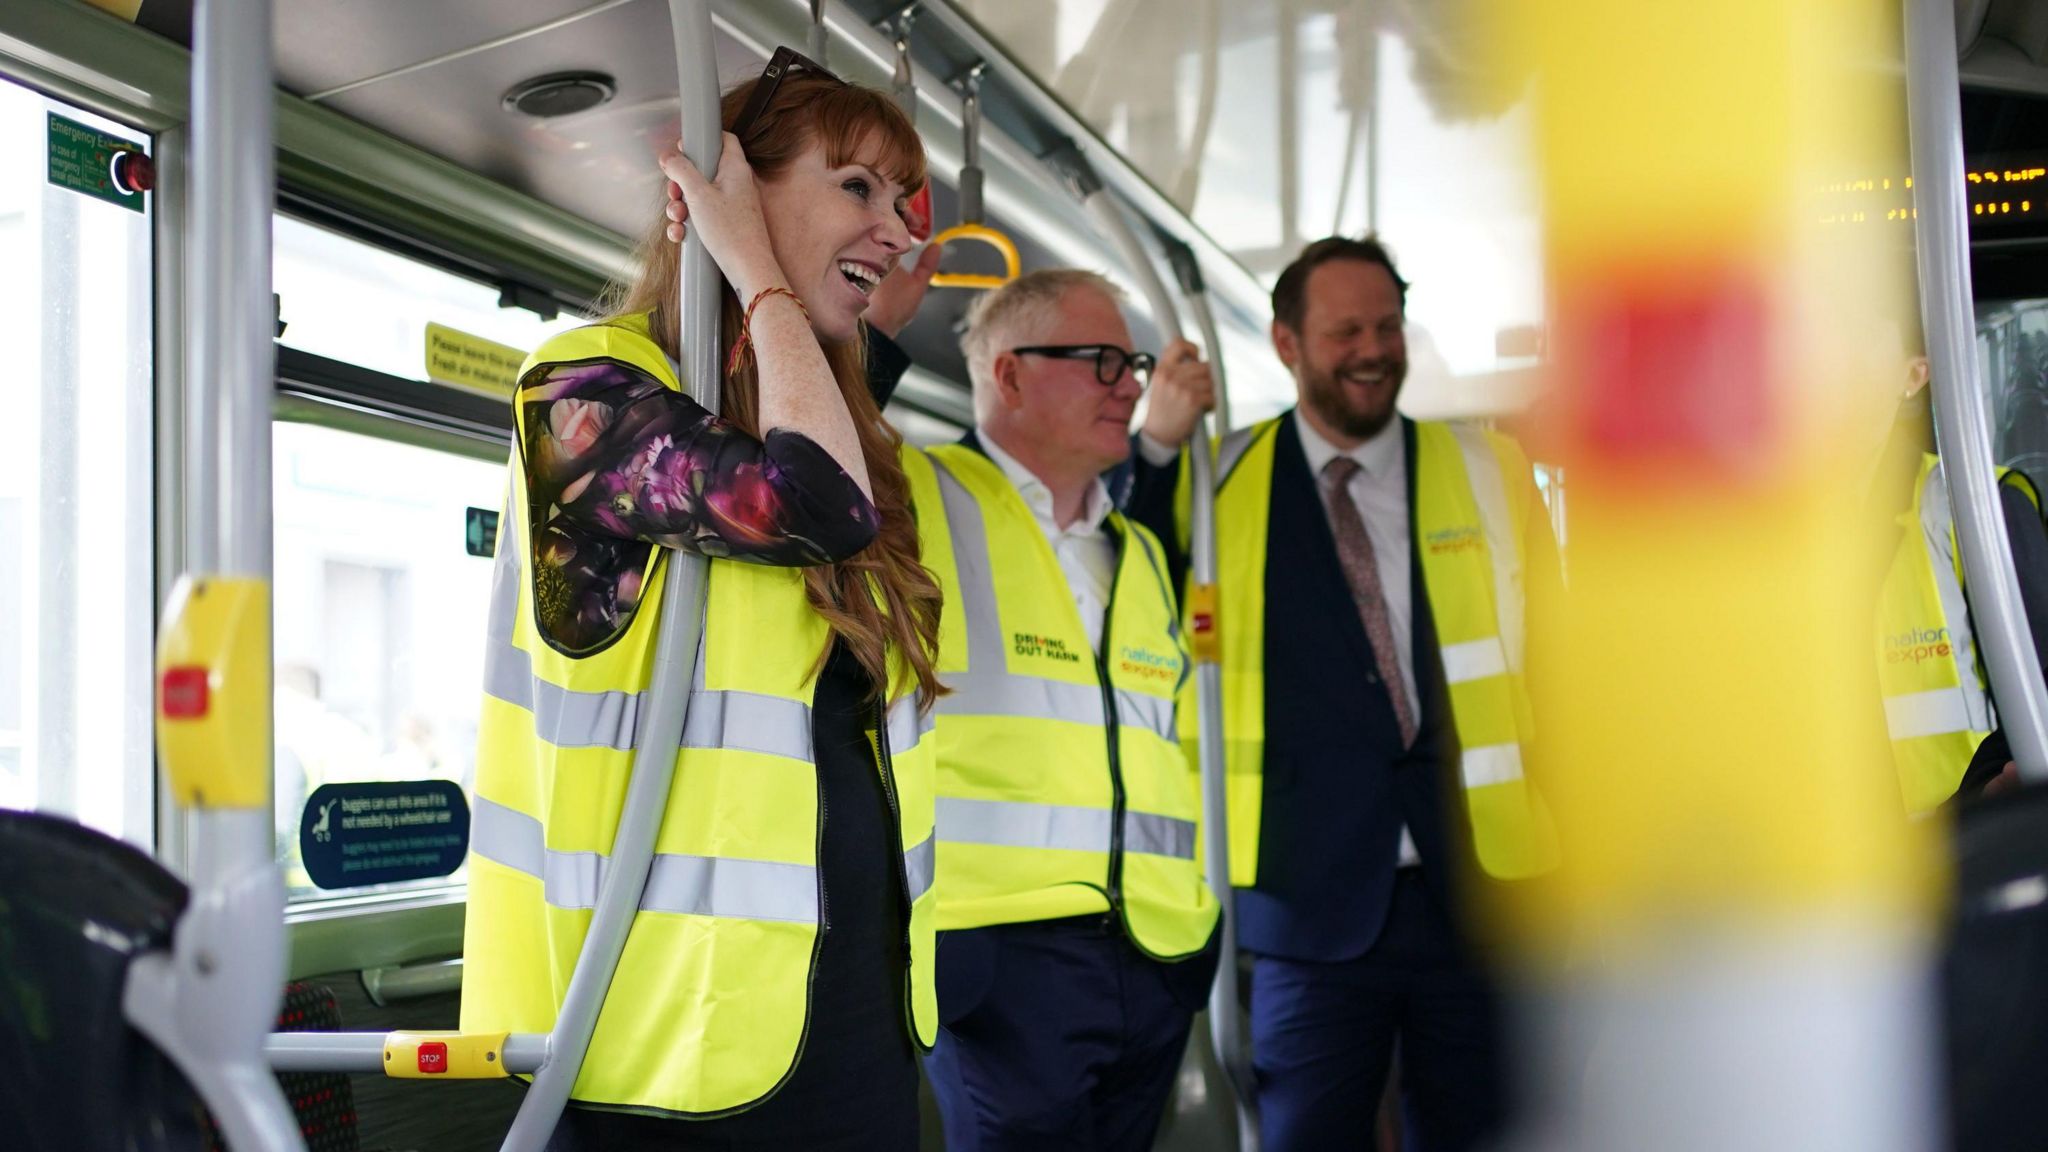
[542,641,919,1151]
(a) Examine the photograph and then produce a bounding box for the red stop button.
[160,666,210,719]
[417,1041,449,1074]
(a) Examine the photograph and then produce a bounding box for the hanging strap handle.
[932,64,1021,290]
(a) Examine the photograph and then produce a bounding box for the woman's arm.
[658,134,871,498]
[522,357,878,566]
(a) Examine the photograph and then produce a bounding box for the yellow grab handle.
[155,575,271,809]
[929,223,1021,290]
[384,1031,513,1079]
[1186,582,1222,663]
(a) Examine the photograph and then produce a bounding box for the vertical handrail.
[1051,139,1259,1151]
[1162,233,1233,436]
[498,2,722,1146]
[808,0,828,65]
[1157,231,1257,1151]
[890,5,919,124]
[1904,0,2048,781]
[123,0,303,1146]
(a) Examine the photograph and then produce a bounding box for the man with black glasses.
[899,268,1222,1151]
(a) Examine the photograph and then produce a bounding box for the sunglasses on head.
[731,46,844,141]
[1012,344,1157,386]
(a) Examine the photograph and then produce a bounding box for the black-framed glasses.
[732,46,842,141]
[1012,344,1157,386]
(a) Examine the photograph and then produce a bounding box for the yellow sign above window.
[425,323,526,399]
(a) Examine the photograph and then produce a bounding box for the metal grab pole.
[123,0,302,1147]
[1905,0,2048,781]
[808,0,829,66]
[1157,232,1257,1151]
[1051,140,1258,1151]
[1161,233,1233,436]
[499,2,722,1146]
[889,5,919,125]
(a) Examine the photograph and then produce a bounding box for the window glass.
[272,418,506,901]
[1984,300,2048,479]
[0,77,156,848]
[273,213,584,384]
[955,0,1546,422]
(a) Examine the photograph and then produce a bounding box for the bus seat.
[1946,781,2048,1152]
[0,809,211,1150]
[200,983,360,1152]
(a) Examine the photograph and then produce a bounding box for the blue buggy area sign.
[299,780,471,890]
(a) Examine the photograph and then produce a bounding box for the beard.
[1301,353,1407,442]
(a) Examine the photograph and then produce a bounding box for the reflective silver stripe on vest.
[1127,528,1192,697]
[940,672,1176,744]
[936,796,1197,860]
[471,796,818,922]
[1216,423,1266,486]
[929,455,1179,745]
[679,688,813,762]
[1447,423,1525,675]
[904,833,937,903]
[886,692,937,757]
[1123,809,1199,859]
[482,525,817,761]
[481,531,645,750]
[1884,687,1975,741]
[1919,463,1996,733]
[939,795,1109,853]
[485,636,642,751]
[1440,638,1509,686]
[1462,743,1525,789]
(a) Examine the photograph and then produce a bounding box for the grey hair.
[959,268,1126,408]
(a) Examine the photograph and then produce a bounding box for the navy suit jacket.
[1125,414,1466,963]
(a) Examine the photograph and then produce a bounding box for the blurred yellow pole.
[1479,1,1943,1148]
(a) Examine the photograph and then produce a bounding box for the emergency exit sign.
[46,113,145,214]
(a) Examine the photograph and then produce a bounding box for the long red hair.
[610,70,943,705]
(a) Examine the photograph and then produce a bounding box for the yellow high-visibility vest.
[904,444,1219,958]
[1878,453,2040,814]
[460,313,939,1115]
[1197,416,1559,884]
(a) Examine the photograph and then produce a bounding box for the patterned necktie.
[1322,455,1417,748]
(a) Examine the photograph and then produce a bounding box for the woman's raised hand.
[657,133,784,300]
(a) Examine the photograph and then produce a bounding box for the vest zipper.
[1096,529,1128,924]
[869,706,919,1041]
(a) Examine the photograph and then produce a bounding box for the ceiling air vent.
[502,72,616,119]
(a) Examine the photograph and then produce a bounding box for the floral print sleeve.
[521,357,879,653]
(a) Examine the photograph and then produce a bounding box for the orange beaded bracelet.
[725,286,810,378]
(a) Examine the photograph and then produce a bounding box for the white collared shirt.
[1292,411,1419,723]
[1293,410,1423,867]
[977,428,1118,653]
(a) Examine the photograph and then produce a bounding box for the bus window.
[1986,301,2048,482]
[272,417,505,902]
[970,0,1546,423]
[274,213,581,384]
[0,77,156,850]
[267,212,584,905]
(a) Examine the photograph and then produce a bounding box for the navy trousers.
[926,915,1218,1152]
[1251,870,1508,1152]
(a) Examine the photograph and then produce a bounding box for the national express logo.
[1884,626,1952,665]
[1117,645,1181,683]
[1013,632,1083,664]
[1426,526,1484,556]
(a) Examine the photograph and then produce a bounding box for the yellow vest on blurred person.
[1878,454,2039,814]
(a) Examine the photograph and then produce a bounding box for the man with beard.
[1125,235,1559,1152]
